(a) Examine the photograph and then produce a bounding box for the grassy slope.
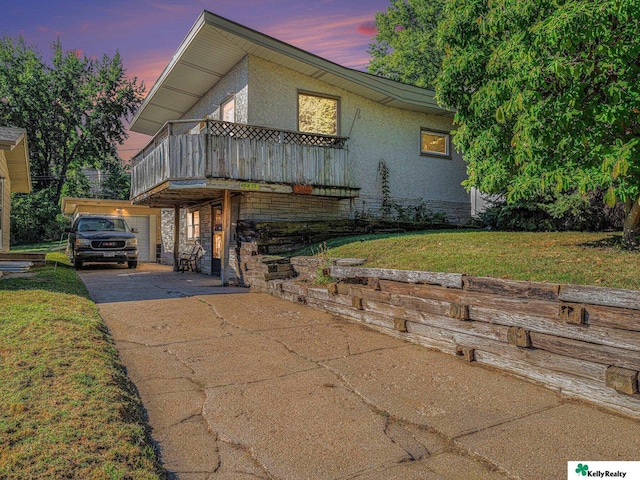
[292,230,639,290]
[0,253,163,479]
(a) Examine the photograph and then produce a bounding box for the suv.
[67,215,138,269]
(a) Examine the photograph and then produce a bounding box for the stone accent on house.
[160,208,197,266]
[240,253,640,420]
[240,192,349,222]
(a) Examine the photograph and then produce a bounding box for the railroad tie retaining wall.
[241,250,640,419]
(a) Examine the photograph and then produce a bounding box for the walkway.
[79,263,640,479]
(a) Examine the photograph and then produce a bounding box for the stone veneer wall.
[239,249,640,419]
[240,192,350,222]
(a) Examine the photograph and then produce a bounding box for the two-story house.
[129,11,470,284]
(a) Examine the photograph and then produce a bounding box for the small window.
[220,96,235,123]
[186,211,200,240]
[420,129,450,157]
[298,92,339,136]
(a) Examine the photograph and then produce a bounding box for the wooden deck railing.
[131,120,353,200]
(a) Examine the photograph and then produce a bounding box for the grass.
[0,253,163,479]
[10,240,66,253]
[290,230,640,290]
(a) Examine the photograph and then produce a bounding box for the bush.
[10,190,69,245]
[477,189,624,232]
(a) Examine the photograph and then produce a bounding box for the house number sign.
[240,182,260,190]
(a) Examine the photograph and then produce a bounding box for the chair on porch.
[178,241,205,273]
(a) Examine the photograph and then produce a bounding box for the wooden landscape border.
[238,245,640,419]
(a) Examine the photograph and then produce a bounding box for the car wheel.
[74,258,83,269]
[128,261,138,269]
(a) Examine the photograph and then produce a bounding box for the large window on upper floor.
[298,92,339,136]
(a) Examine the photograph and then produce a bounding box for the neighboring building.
[61,197,162,262]
[129,11,470,282]
[0,127,31,253]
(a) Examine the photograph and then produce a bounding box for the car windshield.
[77,218,129,232]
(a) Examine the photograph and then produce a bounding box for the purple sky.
[1,0,391,159]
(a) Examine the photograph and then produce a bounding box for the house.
[0,127,31,253]
[61,197,162,263]
[129,11,470,283]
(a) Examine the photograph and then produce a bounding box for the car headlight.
[126,238,138,248]
[75,238,91,248]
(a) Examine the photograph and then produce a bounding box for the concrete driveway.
[79,263,640,480]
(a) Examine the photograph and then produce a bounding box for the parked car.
[66,215,138,269]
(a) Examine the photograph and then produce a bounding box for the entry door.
[212,207,222,274]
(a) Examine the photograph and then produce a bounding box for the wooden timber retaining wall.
[239,248,640,419]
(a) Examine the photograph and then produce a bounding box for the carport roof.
[130,10,452,136]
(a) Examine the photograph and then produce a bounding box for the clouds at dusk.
[1,0,391,159]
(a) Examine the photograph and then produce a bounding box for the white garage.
[61,198,161,263]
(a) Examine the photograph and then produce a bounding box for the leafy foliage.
[435,0,640,244]
[478,189,625,232]
[0,37,144,243]
[368,0,445,89]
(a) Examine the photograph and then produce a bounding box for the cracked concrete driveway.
[79,263,640,480]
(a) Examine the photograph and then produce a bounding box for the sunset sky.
[1,0,392,159]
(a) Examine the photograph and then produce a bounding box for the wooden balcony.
[130,119,358,206]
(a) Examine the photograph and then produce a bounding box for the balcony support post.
[220,190,232,286]
[173,206,180,272]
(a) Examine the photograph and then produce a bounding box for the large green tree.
[368,0,445,89]
[0,37,144,242]
[436,0,640,245]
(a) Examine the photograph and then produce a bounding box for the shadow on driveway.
[77,262,248,303]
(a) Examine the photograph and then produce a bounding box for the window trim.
[186,210,200,240]
[220,95,235,123]
[420,128,451,158]
[297,90,341,136]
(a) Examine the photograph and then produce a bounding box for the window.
[186,211,200,240]
[420,129,450,157]
[220,96,235,123]
[298,92,339,136]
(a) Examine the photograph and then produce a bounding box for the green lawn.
[292,230,640,290]
[0,253,163,479]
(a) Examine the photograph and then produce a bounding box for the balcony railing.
[131,119,355,201]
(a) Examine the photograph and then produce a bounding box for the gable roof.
[0,126,31,193]
[131,10,452,136]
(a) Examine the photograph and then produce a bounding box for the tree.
[368,0,445,89]
[436,0,640,246]
[0,37,144,241]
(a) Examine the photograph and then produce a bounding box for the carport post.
[220,190,232,286]
[173,206,180,272]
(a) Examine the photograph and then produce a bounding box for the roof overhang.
[0,127,31,193]
[131,10,452,136]
[61,197,162,216]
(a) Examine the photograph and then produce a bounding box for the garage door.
[125,216,151,262]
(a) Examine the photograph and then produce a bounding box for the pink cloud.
[264,13,379,69]
[357,22,377,36]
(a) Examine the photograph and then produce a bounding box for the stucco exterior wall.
[180,56,249,128]
[0,152,10,252]
[247,56,470,221]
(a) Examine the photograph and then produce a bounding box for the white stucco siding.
[181,56,249,126]
[246,56,470,218]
